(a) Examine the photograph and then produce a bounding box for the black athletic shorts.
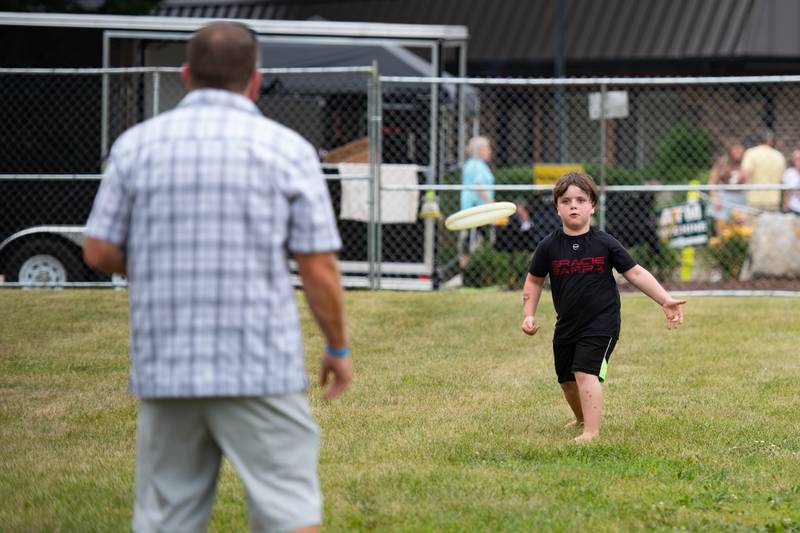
[553,336,617,383]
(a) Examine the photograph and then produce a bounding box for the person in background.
[708,142,746,231]
[458,136,496,268]
[83,22,352,533]
[781,146,800,216]
[495,197,536,252]
[741,128,786,212]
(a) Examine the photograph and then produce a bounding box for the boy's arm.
[521,273,545,336]
[622,265,686,329]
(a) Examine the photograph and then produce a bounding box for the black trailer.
[0,12,468,289]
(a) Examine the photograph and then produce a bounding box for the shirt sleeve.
[285,142,342,254]
[528,239,549,277]
[84,142,134,247]
[605,234,637,274]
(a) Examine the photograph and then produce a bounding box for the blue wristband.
[325,345,350,358]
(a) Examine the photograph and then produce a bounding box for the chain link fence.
[380,76,800,293]
[0,66,380,288]
[2,68,800,293]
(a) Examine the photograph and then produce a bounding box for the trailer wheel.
[18,254,68,285]
[4,238,85,286]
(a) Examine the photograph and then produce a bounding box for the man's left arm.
[284,141,349,398]
[295,252,352,400]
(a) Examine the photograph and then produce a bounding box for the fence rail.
[1,67,799,293]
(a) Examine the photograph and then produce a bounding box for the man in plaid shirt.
[84,21,352,533]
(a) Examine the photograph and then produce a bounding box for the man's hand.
[521,315,539,336]
[661,298,687,329]
[319,354,353,400]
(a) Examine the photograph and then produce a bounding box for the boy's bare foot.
[563,419,584,429]
[572,432,599,444]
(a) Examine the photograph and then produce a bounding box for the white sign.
[658,201,709,248]
[588,91,629,120]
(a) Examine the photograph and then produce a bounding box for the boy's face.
[556,184,595,234]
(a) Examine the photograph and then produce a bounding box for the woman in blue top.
[460,136,495,210]
[458,136,496,268]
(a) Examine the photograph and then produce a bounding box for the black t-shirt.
[529,228,637,343]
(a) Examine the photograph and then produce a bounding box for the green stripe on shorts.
[599,357,609,382]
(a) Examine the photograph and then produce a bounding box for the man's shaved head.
[187,22,258,92]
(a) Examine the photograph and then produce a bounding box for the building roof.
[155,0,800,65]
[0,10,467,41]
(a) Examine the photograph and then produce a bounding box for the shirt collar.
[178,88,260,115]
[562,227,592,238]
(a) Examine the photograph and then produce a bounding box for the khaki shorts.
[132,393,321,533]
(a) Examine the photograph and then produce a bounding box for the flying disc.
[445,201,517,231]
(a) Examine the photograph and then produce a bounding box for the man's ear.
[246,70,262,102]
[180,64,193,91]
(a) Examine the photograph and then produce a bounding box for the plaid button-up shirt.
[86,89,341,398]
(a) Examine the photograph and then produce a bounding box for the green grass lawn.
[1,289,799,532]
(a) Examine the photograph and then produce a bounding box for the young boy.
[521,172,685,443]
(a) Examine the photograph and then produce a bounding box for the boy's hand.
[661,298,686,329]
[521,315,539,336]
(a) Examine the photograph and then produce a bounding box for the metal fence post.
[457,42,468,168]
[429,45,439,183]
[598,82,608,232]
[152,69,160,117]
[367,61,383,289]
[101,33,110,164]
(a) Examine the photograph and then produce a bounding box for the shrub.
[463,246,531,289]
[643,124,714,184]
[706,223,752,280]
[582,163,643,186]
[493,165,533,185]
[628,243,681,281]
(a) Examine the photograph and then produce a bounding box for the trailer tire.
[3,238,86,286]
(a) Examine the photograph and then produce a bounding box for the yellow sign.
[533,163,586,184]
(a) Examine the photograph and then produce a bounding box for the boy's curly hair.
[552,172,599,207]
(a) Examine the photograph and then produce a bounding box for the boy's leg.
[571,336,617,443]
[559,381,583,427]
[554,342,582,427]
[574,372,602,441]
